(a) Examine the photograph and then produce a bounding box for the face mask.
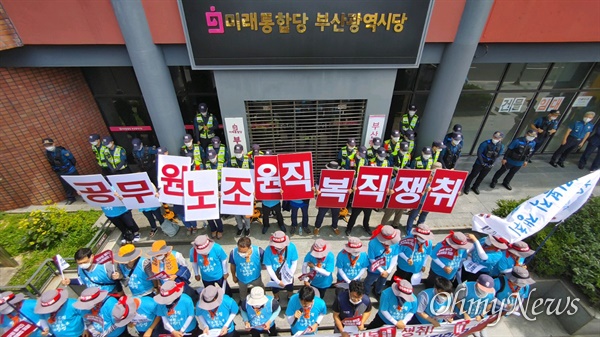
[492,139,500,144]
[210,158,217,164]
[201,112,208,116]
[235,153,243,159]
[392,137,400,142]
[45,146,56,151]
[452,140,460,146]
[349,298,362,305]
[185,141,193,147]
[373,145,380,150]
[422,154,431,160]
[435,294,449,304]
[377,155,386,161]
[238,252,247,258]
[408,111,416,117]
[526,136,536,142]
[79,262,91,269]
[109,142,115,149]
[91,140,100,146]
[549,117,557,121]
[347,146,355,151]
[417,237,426,243]
[584,118,592,123]
[156,255,165,261]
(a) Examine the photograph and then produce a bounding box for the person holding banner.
[131,138,158,185]
[196,285,238,337]
[61,248,121,295]
[412,277,454,326]
[43,138,78,205]
[205,149,227,238]
[335,237,369,286]
[98,202,141,244]
[491,241,533,277]
[302,239,335,298]
[240,287,281,337]
[290,199,311,236]
[73,287,125,337]
[264,231,298,301]
[232,144,253,169]
[154,281,200,337]
[366,137,382,162]
[0,291,42,337]
[190,235,232,297]
[286,286,327,336]
[332,280,372,335]
[112,244,157,298]
[493,266,535,316]
[491,129,537,191]
[147,240,192,286]
[313,161,345,236]
[363,225,401,298]
[405,161,443,234]
[367,278,417,330]
[180,134,205,171]
[463,131,505,195]
[426,231,473,288]
[394,224,434,283]
[453,274,496,324]
[338,138,358,170]
[35,288,86,337]
[381,142,412,228]
[345,147,374,237]
[229,237,265,301]
[461,234,509,282]
[129,295,162,337]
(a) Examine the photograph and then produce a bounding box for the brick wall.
[0,2,22,51]
[0,68,109,210]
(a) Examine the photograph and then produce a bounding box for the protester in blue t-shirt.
[335,237,369,284]
[394,224,434,282]
[0,292,42,337]
[229,237,265,301]
[264,231,298,301]
[427,231,474,288]
[130,296,162,336]
[196,285,238,337]
[363,225,401,298]
[302,239,335,298]
[367,278,417,330]
[190,235,231,296]
[453,274,496,322]
[412,277,454,326]
[491,241,532,277]
[461,234,509,282]
[35,290,86,337]
[74,287,125,337]
[286,286,327,335]
[154,281,200,336]
[493,266,534,316]
[61,247,120,295]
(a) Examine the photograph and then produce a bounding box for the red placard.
[342,316,363,326]
[147,271,170,281]
[370,257,386,272]
[93,250,114,264]
[316,169,354,208]
[278,152,314,200]
[352,166,393,209]
[387,169,432,210]
[254,155,281,200]
[2,321,37,337]
[421,169,468,213]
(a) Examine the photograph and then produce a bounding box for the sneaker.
[490,181,497,188]
[290,226,296,235]
[120,238,127,244]
[133,233,141,242]
[472,187,480,195]
[333,228,340,235]
[244,228,250,237]
[578,163,585,170]
[303,226,312,234]
[149,228,158,238]
[313,228,320,235]
[236,228,243,236]
[549,161,558,167]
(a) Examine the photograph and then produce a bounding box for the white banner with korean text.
[106,172,160,209]
[472,170,600,243]
[220,167,255,216]
[184,170,220,221]
[61,174,124,207]
[157,154,191,205]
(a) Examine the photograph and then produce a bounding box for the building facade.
[0,0,599,210]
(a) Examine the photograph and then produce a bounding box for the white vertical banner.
[157,154,191,205]
[224,117,248,154]
[184,170,220,221]
[363,114,386,147]
[107,173,160,210]
[220,168,255,216]
[61,174,124,207]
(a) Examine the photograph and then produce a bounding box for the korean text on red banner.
[316,169,354,208]
[278,152,314,200]
[387,169,431,210]
[352,166,393,208]
[254,155,281,200]
[421,169,467,213]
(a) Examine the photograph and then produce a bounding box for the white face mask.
[408,111,416,117]
[109,142,115,149]
[349,298,362,305]
[235,153,243,159]
[549,116,557,121]
[492,139,501,144]
[91,140,100,146]
[526,136,536,141]
[422,154,431,160]
[238,252,247,258]
[373,145,380,150]
[210,158,217,164]
[79,262,91,269]
[156,255,165,261]
[185,141,193,147]
[377,155,386,161]
[45,146,56,152]
[584,117,592,123]
[347,145,355,151]
[417,237,426,243]
[392,137,400,142]
[452,140,460,146]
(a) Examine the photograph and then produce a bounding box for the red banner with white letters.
[316,169,354,208]
[421,169,468,213]
[2,321,37,337]
[254,155,282,200]
[352,166,393,208]
[387,169,432,210]
[277,152,314,200]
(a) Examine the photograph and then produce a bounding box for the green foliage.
[490,198,529,218]
[491,196,600,308]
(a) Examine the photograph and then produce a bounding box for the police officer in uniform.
[338,138,358,170]
[346,146,373,236]
[530,110,560,156]
[445,124,463,146]
[384,130,402,157]
[207,136,231,166]
[193,102,219,150]
[550,111,595,168]
[372,147,392,167]
[231,144,252,169]
[247,144,263,164]
[89,134,110,176]
[440,133,463,169]
[367,137,382,162]
[43,138,78,205]
[180,134,205,171]
[431,141,446,165]
[463,131,504,195]
[393,142,412,171]
[401,105,420,134]
[410,147,434,169]
[102,136,131,174]
[491,129,537,191]
[578,122,600,171]
[403,130,416,156]
[131,138,158,185]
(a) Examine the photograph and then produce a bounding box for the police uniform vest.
[416,288,453,324]
[46,146,74,173]
[245,296,275,328]
[366,147,377,161]
[208,145,227,164]
[414,156,433,170]
[384,140,401,156]
[207,161,224,181]
[407,140,415,154]
[482,140,502,164]
[455,282,495,317]
[506,137,533,162]
[134,147,156,171]
[340,146,357,167]
[371,158,389,167]
[402,114,419,130]
[432,150,441,163]
[232,157,250,169]
[396,153,411,169]
[196,114,216,139]
[443,143,462,167]
[336,292,370,321]
[118,257,154,297]
[538,117,555,137]
[105,146,127,170]
[181,145,203,170]
[92,145,108,168]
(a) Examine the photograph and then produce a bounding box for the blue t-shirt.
[39,299,86,337]
[494,276,530,310]
[195,294,238,333]
[429,242,467,280]
[378,287,418,325]
[78,263,117,293]
[397,236,433,274]
[156,293,197,333]
[87,297,125,337]
[285,294,327,335]
[262,200,280,208]
[190,243,228,282]
[491,254,525,277]
[0,299,43,337]
[303,252,335,289]
[367,239,400,275]
[569,120,594,140]
[228,245,264,284]
[263,243,299,272]
[132,296,159,332]
[118,257,154,296]
[470,238,503,274]
[335,251,369,282]
[101,206,128,218]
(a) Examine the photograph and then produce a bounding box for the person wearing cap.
[247,144,264,164]
[427,231,475,288]
[431,141,446,165]
[101,136,131,174]
[367,277,417,330]
[410,147,434,169]
[530,110,560,158]
[392,141,412,172]
[147,240,192,286]
[264,231,298,301]
[130,295,162,337]
[131,137,158,185]
[61,248,121,295]
[89,134,110,176]
[440,133,463,169]
[336,237,369,285]
[157,147,168,156]
[189,235,232,296]
[412,277,454,326]
[347,145,369,174]
[491,241,532,277]
[363,225,401,298]
[231,144,253,169]
[0,292,42,336]
[394,224,434,282]
[229,237,265,300]
[491,129,537,190]
[403,130,416,156]
[35,288,85,337]
[463,131,505,195]
[42,138,78,205]
[302,239,335,298]
[384,130,402,157]
[111,244,157,297]
[461,234,509,282]
[405,162,443,233]
[240,287,281,337]
[401,105,420,133]
[550,111,596,168]
[445,124,464,148]
[380,142,412,228]
[154,281,200,336]
[366,137,382,162]
[99,200,141,244]
[195,285,237,337]
[313,161,346,236]
[207,136,230,166]
[453,274,496,323]
[286,286,327,335]
[74,287,123,337]
[371,147,391,167]
[180,133,205,171]
[332,280,372,335]
[338,138,358,169]
[493,266,535,316]
[194,102,219,150]
[578,121,600,171]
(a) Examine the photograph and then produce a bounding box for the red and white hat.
[445,231,473,250]
[192,235,214,255]
[411,224,434,241]
[485,235,509,250]
[391,277,415,302]
[372,225,401,245]
[508,241,534,257]
[344,237,367,254]
[269,231,290,249]
[310,239,330,259]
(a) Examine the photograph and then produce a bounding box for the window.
[463,64,506,91]
[448,92,495,154]
[542,63,593,90]
[501,63,549,91]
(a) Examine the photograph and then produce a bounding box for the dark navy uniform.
[132,139,158,185]
[464,137,504,194]
[44,140,78,203]
[550,119,594,167]
[491,134,536,190]
[332,290,372,332]
[578,123,600,171]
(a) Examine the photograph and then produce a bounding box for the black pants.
[551,136,581,164]
[386,267,413,287]
[262,203,285,229]
[464,163,492,190]
[460,265,486,283]
[199,138,212,151]
[142,208,164,230]
[110,166,132,175]
[271,282,294,294]
[533,136,548,153]
[346,208,372,232]
[58,169,79,201]
[250,325,278,337]
[314,207,340,229]
[367,314,387,330]
[491,162,522,185]
[579,141,600,170]
[108,210,140,234]
[425,269,458,289]
[100,167,112,177]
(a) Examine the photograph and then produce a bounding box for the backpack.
[160,219,180,237]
